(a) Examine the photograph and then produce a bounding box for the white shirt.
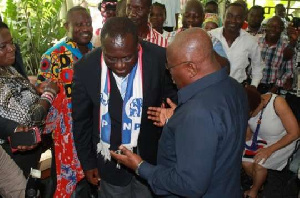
[209,27,263,87]
[112,73,129,100]
[152,0,181,28]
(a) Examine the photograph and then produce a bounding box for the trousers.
[0,145,26,198]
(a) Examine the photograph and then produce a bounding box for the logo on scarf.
[100,93,109,114]
[125,98,142,118]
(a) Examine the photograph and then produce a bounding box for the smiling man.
[72,17,177,198]
[209,3,263,88]
[36,6,93,197]
[257,16,294,94]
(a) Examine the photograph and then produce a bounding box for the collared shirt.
[112,72,129,100]
[139,68,248,197]
[245,26,265,38]
[167,28,228,58]
[209,27,263,87]
[146,24,168,48]
[258,34,294,87]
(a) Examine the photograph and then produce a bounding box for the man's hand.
[84,168,100,186]
[269,85,278,94]
[283,78,293,90]
[147,98,177,127]
[110,145,142,171]
[14,126,38,151]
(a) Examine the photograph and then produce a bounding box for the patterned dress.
[37,39,93,197]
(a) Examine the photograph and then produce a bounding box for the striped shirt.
[146,25,168,48]
[258,35,294,87]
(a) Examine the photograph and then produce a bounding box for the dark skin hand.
[147,98,177,127]
[14,126,38,151]
[283,78,293,91]
[84,168,100,186]
[110,145,142,171]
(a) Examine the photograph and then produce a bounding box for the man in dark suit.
[72,17,177,197]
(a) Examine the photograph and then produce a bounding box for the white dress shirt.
[209,27,263,87]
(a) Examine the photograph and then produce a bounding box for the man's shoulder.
[141,41,166,57]
[74,48,102,71]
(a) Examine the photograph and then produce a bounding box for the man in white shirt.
[152,0,181,31]
[209,2,263,87]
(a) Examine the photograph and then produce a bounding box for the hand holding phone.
[9,127,41,152]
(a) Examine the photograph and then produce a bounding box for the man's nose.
[116,59,125,68]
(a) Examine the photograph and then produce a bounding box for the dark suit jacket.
[72,41,177,184]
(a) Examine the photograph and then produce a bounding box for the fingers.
[166,98,177,109]
[153,122,164,127]
[85,169,100,186]
[15,125,28,132]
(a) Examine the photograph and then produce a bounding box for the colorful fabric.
[146,24,168,48]
[97,46,143,161]
[37,39,93,197]
[204,13,221,27]
[258,35,294,87]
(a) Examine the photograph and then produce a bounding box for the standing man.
[246,5,265,37]
[258,16,294,94]
[36,6,93,197]
[210,3,263,87]
[126,0,168,47]
[72,17,177,198]
[152,0,181,32]
[111,28,248,198]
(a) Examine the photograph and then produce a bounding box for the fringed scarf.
[97,46,143,160]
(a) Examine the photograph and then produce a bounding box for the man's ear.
[187,62,198,78]
[64,22,69,31]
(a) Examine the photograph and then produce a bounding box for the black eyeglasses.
[165,61,191,70]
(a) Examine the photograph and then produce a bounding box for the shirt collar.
[178,68,228,105]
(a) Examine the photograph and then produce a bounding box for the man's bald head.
[167,28,220,89]
[168,28,213,64]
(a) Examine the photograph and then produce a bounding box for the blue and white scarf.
[97,47,143,161]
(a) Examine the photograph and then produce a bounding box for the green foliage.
[2,0,66,75]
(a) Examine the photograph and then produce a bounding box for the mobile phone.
[292,17,300,28]
[9,127,41,149]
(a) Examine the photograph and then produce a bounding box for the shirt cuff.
[138,161,156,181]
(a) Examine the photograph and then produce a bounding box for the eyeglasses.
[165,61,191,70]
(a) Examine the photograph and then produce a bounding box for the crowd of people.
[0,0,299,197]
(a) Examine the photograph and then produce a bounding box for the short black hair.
[98,0,118,11]
[226,3,246,16]
[151,2,166,15]
[145,0,152,7]
[248,5,265,16]
[101,17,138,48]
[205,1,218,8]
[66,6,89,22]
[0,22,9,30]
[275,4,285,9]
